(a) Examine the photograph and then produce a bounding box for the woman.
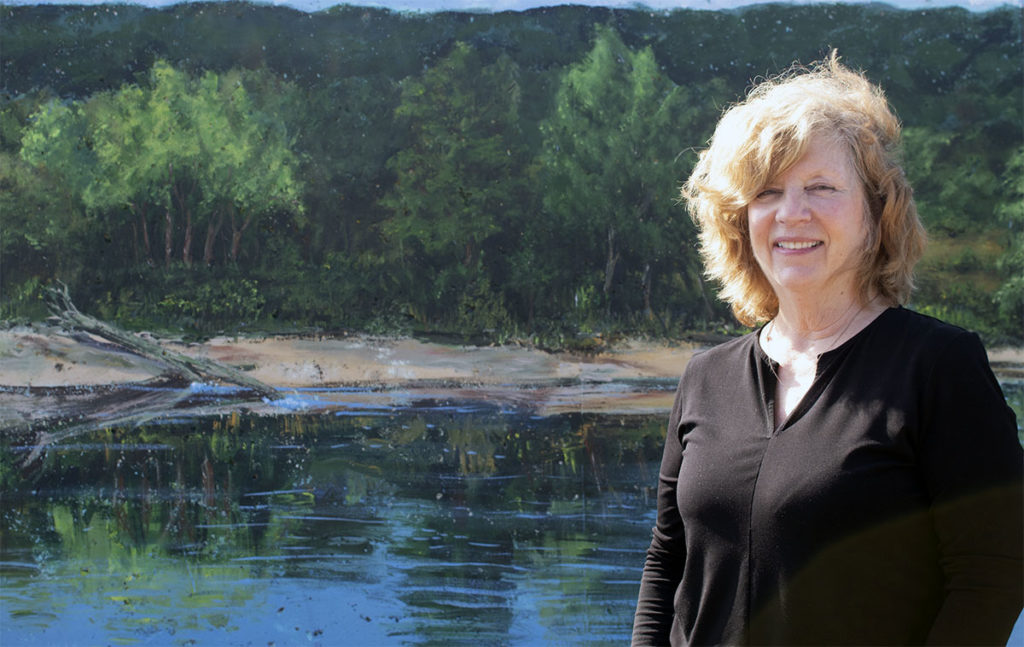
[632,54,1023,646]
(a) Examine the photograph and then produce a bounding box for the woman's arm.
[632,377,689,646]
[918,332,1023,645]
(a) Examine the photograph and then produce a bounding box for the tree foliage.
[10,61,305,326]
[1,3,1020,343]
[994,147,1024,333]
[539,25,727,329]
[380,42,527,328]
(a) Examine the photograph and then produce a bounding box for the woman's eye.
[809,184,836,192]
[755,188,780,199]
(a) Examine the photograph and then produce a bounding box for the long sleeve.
[632,376,688,646]
[917,332,1023,645]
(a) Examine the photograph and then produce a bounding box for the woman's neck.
[766,292,887,359]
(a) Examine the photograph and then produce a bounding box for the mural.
[1,1,1021,644]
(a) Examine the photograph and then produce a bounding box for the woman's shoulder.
[875,307,980,353]
[864,307,994,380]
[684,329,759,377]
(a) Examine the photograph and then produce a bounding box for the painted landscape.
[2,1,1022,342]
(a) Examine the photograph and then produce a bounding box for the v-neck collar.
[753,307,897,435]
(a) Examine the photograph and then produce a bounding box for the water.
[0,399,667,646]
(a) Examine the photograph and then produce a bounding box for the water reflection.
[1,406,665,645]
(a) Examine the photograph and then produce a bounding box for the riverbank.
[0,325,702,427]
[4,324,1022,388]
[0,324,702,388]
[2,324,1021,429]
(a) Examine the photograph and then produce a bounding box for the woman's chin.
[769,270,857,302]
[771,276,829,299]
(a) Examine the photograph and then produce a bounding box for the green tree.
[994,146,1024,338]
[0,149,85,317]
[904,125,1015,335]
[290,74,399,263]
[9,97,98,311]
[21,61,304,271]
[538,24,722,327]
[80,84,166,266]
[190,67,306,266]
[18,98,97,204]
[380,42,528,328]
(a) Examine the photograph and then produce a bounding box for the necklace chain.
[766,296,876,359]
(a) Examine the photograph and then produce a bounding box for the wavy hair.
[682,52,926,326]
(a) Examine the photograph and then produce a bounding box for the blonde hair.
[683,53,926,326]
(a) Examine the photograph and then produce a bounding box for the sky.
[2,0,1018,12]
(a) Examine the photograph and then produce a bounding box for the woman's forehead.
[761,131,856,180]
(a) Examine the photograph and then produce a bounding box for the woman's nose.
[776,190,811,223]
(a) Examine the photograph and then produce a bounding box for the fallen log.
[18,387,195,467]
[44,283,281,401]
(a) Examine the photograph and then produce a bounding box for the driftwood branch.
[19,388,195,467]
[44,283,281,401]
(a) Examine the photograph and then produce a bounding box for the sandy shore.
[4,325,1021,388]
[1,325,1020,429]
[0,326,705,426]
[0,325,699,389]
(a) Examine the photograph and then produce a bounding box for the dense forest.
[1,2,1021,345]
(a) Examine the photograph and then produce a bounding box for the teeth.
[776,241,820,250]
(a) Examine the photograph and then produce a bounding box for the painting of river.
[2,372,1022,646]
[1,384,676,645]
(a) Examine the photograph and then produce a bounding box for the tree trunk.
[603,225,620,317]
[173,171,197,268]
[131,221,139,266]
[169,162,199,267]
[23,285,284,466]
[165,163,176,267]
[182,208,193,267]
[231,230,242,263]
[44,283,280,400]
[203,213,223,266]
[642,262,670,336]
[642,263,653,319]
[164,206,174,267]
[229,205,252,263]
[698,275,716,322]
[137,203,153,266]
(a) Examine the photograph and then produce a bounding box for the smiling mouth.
[775,241,822,250]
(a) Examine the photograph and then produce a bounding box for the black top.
[632,307,1023,646]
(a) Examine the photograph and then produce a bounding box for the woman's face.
[747,136,870,305]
